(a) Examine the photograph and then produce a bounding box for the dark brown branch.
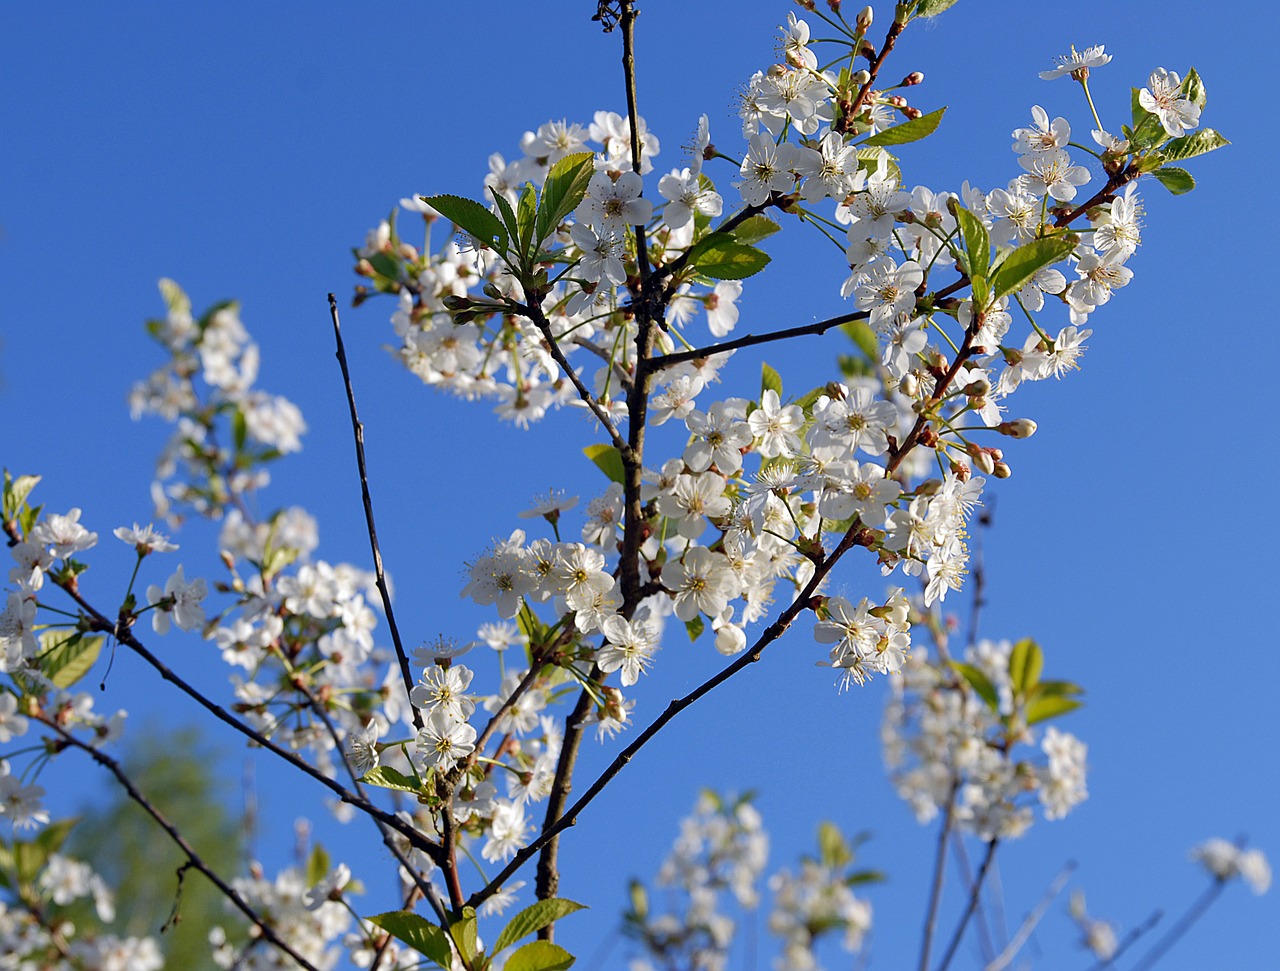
[642,309,870,374]
[42,719,323,971]
[328,293,422,733]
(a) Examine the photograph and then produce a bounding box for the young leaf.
[1128,88,1167,150]
[38,631,104,690]
[1026,694,1084,725]
[727,214,782,245]
[1182,66,1207,109]
[840,320,880,362]
[1160,129,1229,163]
[368,911,454,968]
[516,182,538,261]
[449,908,479,964]
[916,0,960,16]
[359,765,421,794]
[535,152,596,245]
[990,237,1076,300]
[818,821,852,869]
[306,843,331,889]
[685,615,705,642]
[504,940,576,971]
[490,189,523,258]
[492,899,587,954]
[955,205,991,282]
[1152,165,1195,195]
[950,661,1000,713]
[861,107,946,147]
[686,234,771,280]
[421,194,509,254]
[2,471,41,521]
[583,444,625,484]
[1008,638,1042,696]
[761,362,783,400]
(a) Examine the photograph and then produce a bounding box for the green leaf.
[1128,88,1167,150]
[955,206,990,283]
[306,843,331,889]
[1152,165,1195,195]
[516,182,538,261]
[685,615,705,642]
[2,471,41,521]
[1008,638,1042,697]
[727,214,782,246]
[818,821,852,869]
[158,278,191,318]
[490,189,522,249]
[504,940,575,971]
[421,194,508,254]
[627,880,649,921]
[493,899,587,954]
[1026,694,1083,725]
[368,911,454,968]
[686,234,771,281]
[846,868,888,886]
[950,661,1000,713]
[915,0,960,15]
[839,320,879,362]
[794,386,826,418]
[761,362,783,400]
[990,237,1076,300]
[535,152,596,245]
[359,765,421,794]
[861,107,946,147]
[583,444,625,484]
[1182,66,1207,109]
[38,631,104,690]
[1161,128,1229,163]
[449,908,479,964]
[1031,680,1084,699]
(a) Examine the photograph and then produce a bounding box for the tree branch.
[983,861,1074,971]
[918,780,960,971]
[935,838,1000,971]
[328,293,422,733]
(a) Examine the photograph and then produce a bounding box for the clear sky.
[2,1,1277,968]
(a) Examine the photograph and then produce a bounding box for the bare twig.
[919,781,960,971]
[935,838,1000,971]
[984,861,1075,971]
[1085,909,1162,971]
[951,831,996,964]
[641,309,871,374]
[328,293,422,733]
[41,719,323,971]
[1129,880,1226,971]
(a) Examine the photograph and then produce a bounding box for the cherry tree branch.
[1129,879,1227,971]
[983,861,1075,971]
[329,293,422,733]
[918,780,960,971]
[935,838,1000,971]
[40,718,323,971]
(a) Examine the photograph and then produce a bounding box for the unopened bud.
[963,377,992,397]
[855,5,874,30]
[993,461,1012,479]
[851,69,871,86]
[827,0,842,12]
[997,418,1038,439]
[903,106,923,120]
[898,373,919,397]
[398,242,420,262]
[902,71,924,86]
[966,442,996,475]
[354,259,375,278]
[794,0,816,9]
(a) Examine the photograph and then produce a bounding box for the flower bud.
[398,243,420,262]
[898,373,919,397]
[856,5,874,30]
[851,69,871,86]
[993,461,1012,479]
[997,418,1038,439]
[904,106,923,120]
[354,259,375,278]
[902,71,924,86]
[826,0,842,12]
[963,377,991,396]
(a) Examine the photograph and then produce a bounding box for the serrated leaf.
[493,899,587,954]
[421,194,509,254]
[368,911,453,967]
[583,444,625,484]
[916,0,960,16]
[681,614,707,642]
[794,386,826,418]
[1161,128,1229,163]
[727,214,781,245]
[1182,66,1206,109]
[516,182,538,260]
[38,632,104,690]
[1152,165,1195,195]
[950,661,1000,713]
[3,471,41,521]
[504,940,575,971]
[955,206,990,282]
[861,107,946,147]
[990,237,1076,300]
[818,821,852,869]
[306,843,331,889]
[1128,88,1167,150]
[761,362,783,400]
[686,234,771,281]
[1026,695,1083,725]
[536,152,595,245]
[359,765,421,794]
[449,908,478,964]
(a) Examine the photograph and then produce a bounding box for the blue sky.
[2,1,1277,968]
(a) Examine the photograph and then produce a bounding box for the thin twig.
[1085,909,1162,971]
[42,719,323,971]
[919,781,959,971]
[951,832,996,964]
[328,293,422,733]
[935,838,1000,971]
[984,861,1075,971]
[641,309,870,374]
[1129,880,1225,971]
